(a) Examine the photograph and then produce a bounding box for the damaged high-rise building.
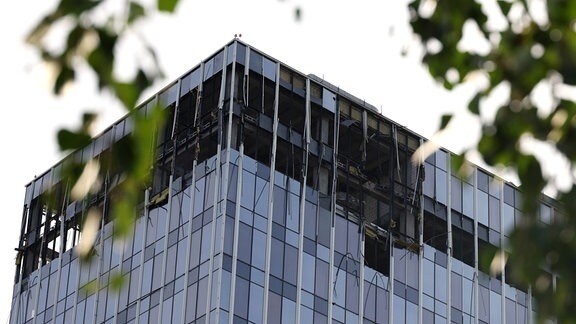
[10,40,554,324]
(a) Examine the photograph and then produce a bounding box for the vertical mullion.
[418,138,424,324]
[327,95,339,324]
[294,77,311,323]
[261,58,280,324]
[134,189,150,324]
[228,145,243,323]
[447,152,453,324]
[473,168,479,324]
[212,44,230,324]
[500,180,506,324]
[154,176,173,322]
[181,159,198,323]
[204,46,228,324]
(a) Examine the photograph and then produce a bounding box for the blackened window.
[364,232,390,277]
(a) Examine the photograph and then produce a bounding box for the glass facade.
[10,40,553,324]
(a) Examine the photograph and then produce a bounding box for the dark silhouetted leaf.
[58,0,100,16]
[128,2,145,24]
[158,0,178,12]
[439,114,453,130]
[54,66,75,94]
[113,82,139,109]
[468,93,481,115]
[66,25,87,54]
[57,129,91,151]
[82,112,97,129]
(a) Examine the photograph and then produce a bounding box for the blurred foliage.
[409,0,576,320]
[27,0,177,275]
[28,0,302,293]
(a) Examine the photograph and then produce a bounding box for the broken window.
[364,226,391,277]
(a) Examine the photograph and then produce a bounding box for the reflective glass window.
[479,285,490,322]
[238,223,252,264]
[477,170,489,192]
[250,50,263,73]
[346,272,359,313]
[452,272,463,310]
[241,170,255,209]
[251,229,266,270]
[304,201,317,240]
[503,204,515,236]
[477,190,489,226]
[347,221,360,260]
[181,68,201,94]
[282,298,296,324]
[234,277,249,319]
[364,281,376,321]
[406,300,417,324]
[334,216,347,254]
[489,195,500,231]
[322,88,336,113]
[504,184,515,205]
[248,283,263,323]
[451,176,462,212]
[284,244,298,285]
[273,186,286,225]
[286,193,299,232]
[436,168,448,205]
[315,259,329,299]
[185,283,197,322]
[160,82,178,107]
[490,291,502,324]
[406,252,419,288]
[302,253,315,292]
[263,57,276,81]
[423,163,435,198]
[462,183,474,217]
[270,238,284,278]
[423,259,434,296]
[436,150,448,171]
[435,264,447,302]
[267,292,281,323]
[200,223,212,262]
[196,277,208,318]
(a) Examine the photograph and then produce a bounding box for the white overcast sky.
[0,0,478,320]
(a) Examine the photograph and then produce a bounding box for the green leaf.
[57,0,101,16]
[54,66,75,94]
[450,153,468,177]
[158,0,179,12]
[87,46,113,89]
[128,1,146,24]
[439,114,453,130]
[134,69,152,101]
[113,82,139,109]
[468,93,481,115]
[86,27,117,89]
[66,25,87,55]
[82,112,97,130]
[112,136,136,172]
[496,0,513,16]
[57,129,91,151]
